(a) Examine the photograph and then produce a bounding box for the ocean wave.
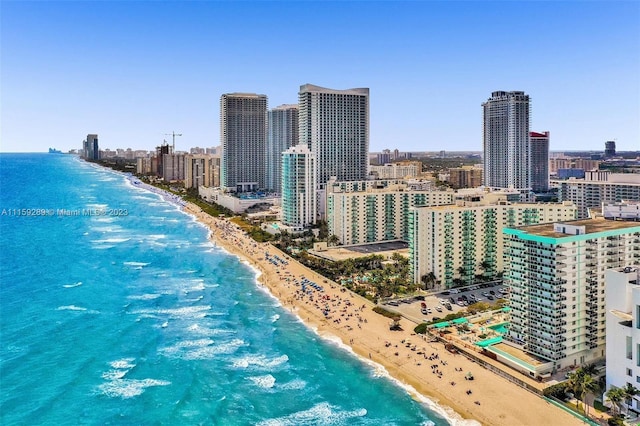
[231,354,289,370]
[131,305,211,319]
[56,305,93,312]
[186,325,236,337]
[93,245,115,250]
[109,358,136,370]
[91,238,130,244]
[256,402,367,426]
[127,293,161,300]
[93,217,116,223]
[278,378,307,391]
[248,374,276,389]
[270,314,280,323]
[160,338,244,360]
[63,281,83,288]
[98,378,171,399]
[123,261,150,267]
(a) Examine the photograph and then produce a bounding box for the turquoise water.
[488,323,509,335]
[0,154,455,425]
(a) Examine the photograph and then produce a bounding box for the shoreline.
[183,202,585,426]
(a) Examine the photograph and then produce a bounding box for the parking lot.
[382,282,508,323]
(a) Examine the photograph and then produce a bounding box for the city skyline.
[2,1,639,153]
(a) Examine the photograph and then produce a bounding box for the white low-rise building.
[605,266,640,413]
[199,187,280,214]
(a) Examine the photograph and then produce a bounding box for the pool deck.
[490,342,547,367]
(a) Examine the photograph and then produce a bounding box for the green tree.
[621,383,640,416]
[327,234,340,247]
[606,387,625,417]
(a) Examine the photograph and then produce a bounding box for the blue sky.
[2,1,639,153]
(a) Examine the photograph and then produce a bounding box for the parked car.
[435,305,443,312]
[445,303,453,310]
[487,295,494,300]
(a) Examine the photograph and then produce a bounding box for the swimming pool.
[488,322,509,334]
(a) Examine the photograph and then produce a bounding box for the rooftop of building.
[518,217,640,238]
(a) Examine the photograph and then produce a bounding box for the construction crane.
[164,131,182,153]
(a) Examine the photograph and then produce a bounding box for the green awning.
[452,317,468,324]
[476,336,503,347]
[502,306,511,312]
[431,321,450,329]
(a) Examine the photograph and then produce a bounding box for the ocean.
[0,154,455,425]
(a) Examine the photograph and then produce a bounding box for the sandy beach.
[185,202,585,426]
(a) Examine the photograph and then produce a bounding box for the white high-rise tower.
[281,144,316,230]
[298,84,369,190]
[482,91,531,197]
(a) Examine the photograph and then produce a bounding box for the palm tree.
[606,387,625,416]
[580,374,599,417]
[566,368,597,414]
[327,234,340,247]
[622,383,640,416]
[565,370,583,407]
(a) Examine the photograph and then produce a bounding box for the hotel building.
[552,171,640,219]
[298,84,369,190]
[549,158,600,176]
[530,131,550,192]
[162,153,186,182]
[84,134,99,160]
[370,163,419,179]
[327,182,455,246]
[503,219,640,368]
[220,93,268,192]
[605,266,640,413]
[281,144,316,231]
[408,197,577,287]
[482,91,531,198]
[266,104,299,193]
[184,154,220,189]
[448,166,483,190]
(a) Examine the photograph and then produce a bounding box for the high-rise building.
[266,104,299,193]
[552,172,640,218]
[503,219,640,367]
[281,144,316,230]
[84,134,99,160]
[185,154,220,189]
[408,198,577,287]
[162,154,186,182]
[220,93,268,192]
[605,140,616,157]
[370,163,419,179]
[530,131,550,192]
[482,91,531,197]
[448,166,483,189]
[298,84,369,190]
[327,181,454,245]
